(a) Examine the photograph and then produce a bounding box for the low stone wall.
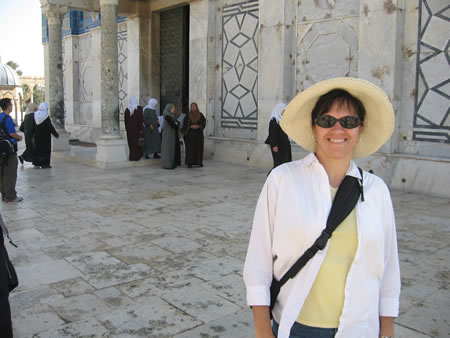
[206,137,450,199]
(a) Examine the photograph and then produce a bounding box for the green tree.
[6,60,23,76]
[33,84,45,105]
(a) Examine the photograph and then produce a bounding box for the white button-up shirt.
[243,153,400,338]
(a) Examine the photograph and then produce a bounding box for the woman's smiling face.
[313,101,362,162]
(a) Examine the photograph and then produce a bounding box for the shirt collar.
[302,152,362,180]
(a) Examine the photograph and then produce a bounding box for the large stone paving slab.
[3,155,449,337]
[14,259,83,290]
[161,285,242,322]
[96,297,201,337]
[35,318,110,338]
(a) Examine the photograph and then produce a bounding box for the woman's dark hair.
[311,89,366,126]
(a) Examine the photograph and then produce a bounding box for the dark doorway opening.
[160,5,190,116]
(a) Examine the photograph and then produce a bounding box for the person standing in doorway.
[143,98,161,159]
[264,103,292,170]
[0,98,23,202]
[182,102,206,168]
[32,102,59,169]
[124,96,144,161]
[161,104,181,169]
[18,102,38,165]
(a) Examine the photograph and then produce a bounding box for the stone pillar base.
[52,129,71,151]
[96,135,128,166]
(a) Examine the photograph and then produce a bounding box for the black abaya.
[32,118,59,167]
[265,118,292,168]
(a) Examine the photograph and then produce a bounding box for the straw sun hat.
[280,77,395,158]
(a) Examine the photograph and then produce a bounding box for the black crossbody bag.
[269,168,364,318]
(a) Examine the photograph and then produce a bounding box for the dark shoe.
[5,196,23,203]
[199,163,203,167]
[41,165,52,169]
[153,153,160,159]
[18,155,24,165]
[144,155,150,159]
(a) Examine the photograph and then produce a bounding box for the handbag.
[269,167,364,317]
[0,215,18,292]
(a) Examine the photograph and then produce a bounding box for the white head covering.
[128,96,139,116]
[143,98,158,111]
[269,103,287,124]
[34,102,49,125]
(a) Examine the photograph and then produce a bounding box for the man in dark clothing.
[0,98,23,202]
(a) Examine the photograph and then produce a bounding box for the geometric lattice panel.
[118,24,128,122]
[221,0,258,129]
[413,0,450,143]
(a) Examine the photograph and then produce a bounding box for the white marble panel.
[297,0,359,22]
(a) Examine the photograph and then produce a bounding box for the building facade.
[41,0,449,197]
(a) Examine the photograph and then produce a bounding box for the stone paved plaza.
[1,149,449,337]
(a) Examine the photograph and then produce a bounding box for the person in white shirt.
[243,77,400,338]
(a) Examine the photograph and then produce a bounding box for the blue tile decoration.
[42,9,127,42]
[221,0,259,129]
[413,1,449,143]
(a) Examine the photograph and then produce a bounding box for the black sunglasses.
[315,115,362,129]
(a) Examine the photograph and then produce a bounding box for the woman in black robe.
[124,96,144,161]
[182,102,206,168]
[264,103,291,170]
[32,102,59,169]
[18,102,38,164]
[161,104,181,169]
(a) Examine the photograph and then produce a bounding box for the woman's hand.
[252,306,275,338]
[272,146,278,153]
[379,316,394,337]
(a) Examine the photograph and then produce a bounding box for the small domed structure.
[0,59,23,123]
[0,62,21,87]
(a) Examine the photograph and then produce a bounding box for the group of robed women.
[19,102,59,168]
[124,97,206,169]
[245,77,400,338]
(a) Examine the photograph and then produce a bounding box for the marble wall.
[43,0,449,196]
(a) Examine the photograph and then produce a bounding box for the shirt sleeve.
[378,186,401,317]
[5,116,16,134]
[243,173,279,306]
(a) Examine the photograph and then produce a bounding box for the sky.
[0,0,44,77]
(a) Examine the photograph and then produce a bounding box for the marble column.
[357,0,405,155]
[189,0,216,138]
[42,4,70,151]
[96,0,128,166]
[258,0,295,142]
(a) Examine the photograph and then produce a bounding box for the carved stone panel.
[118,23,128,121]
[295,1,359,93]
[221,1,259,129]
[413,0,449,143]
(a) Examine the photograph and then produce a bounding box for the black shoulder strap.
[0,115,7,131]
[270,167,364,312]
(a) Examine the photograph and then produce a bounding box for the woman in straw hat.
[244,77,400,338]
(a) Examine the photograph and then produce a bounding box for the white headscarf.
[143,98,158,111]
[34,102,49,125]
[128,96,139,116]
[269,103,287,124]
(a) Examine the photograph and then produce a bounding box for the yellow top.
[297,186,358,328]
